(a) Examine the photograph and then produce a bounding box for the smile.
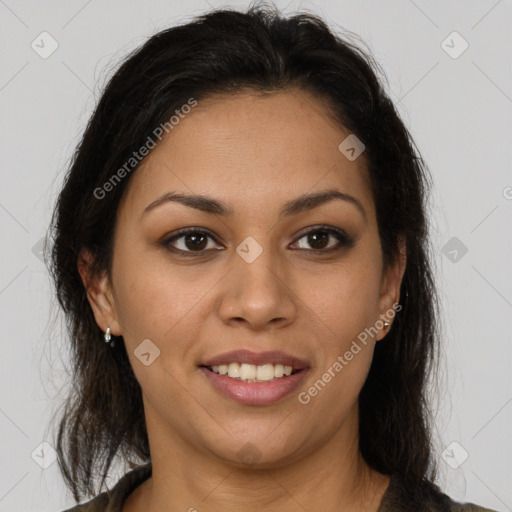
[205,362,296,382]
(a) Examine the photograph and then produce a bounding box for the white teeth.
[228,362,241,378]
[209,362,298,382]
[240,363,257,380]
[256,364,274,381]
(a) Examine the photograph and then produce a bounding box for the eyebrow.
[141,188,367,223]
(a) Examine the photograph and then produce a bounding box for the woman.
[48,5,496,512]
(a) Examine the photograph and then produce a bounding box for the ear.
[77,248,122,336]
[376,235,406,341]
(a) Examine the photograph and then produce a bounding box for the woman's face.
[87,88,405,468]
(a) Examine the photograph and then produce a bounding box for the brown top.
[62,463,497,512]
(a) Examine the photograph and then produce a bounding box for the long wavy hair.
[48,3,441,503]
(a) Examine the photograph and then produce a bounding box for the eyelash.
[161,225,354,257]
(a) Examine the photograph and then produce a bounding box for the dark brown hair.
[48,3,441,503]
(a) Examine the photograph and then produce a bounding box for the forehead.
[120,88,375,222]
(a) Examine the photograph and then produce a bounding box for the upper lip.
[201,349,309,370]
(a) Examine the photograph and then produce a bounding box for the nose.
[217,242,298,332]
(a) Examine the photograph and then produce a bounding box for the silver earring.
[383,322,390,329]
[104,327,111,343]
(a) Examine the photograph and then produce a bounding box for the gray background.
[0,0,511,510]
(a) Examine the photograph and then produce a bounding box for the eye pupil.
[185,233,207,251]
[308,231,329,250]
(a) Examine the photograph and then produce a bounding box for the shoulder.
[63,493,109,512]
[378,474,498,512]
[61,463,152,512]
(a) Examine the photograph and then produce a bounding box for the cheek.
[294,253,382,401]
[111,239,204,338]
[297,280,378,427]
[298,258,382,342]
[111,249,223,398]
[111,265,206,407]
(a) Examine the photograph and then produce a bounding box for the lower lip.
[200,367,308,405]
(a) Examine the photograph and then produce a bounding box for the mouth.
[199,349,309,382]
[201,363,301,383]
[199,363,309,406]
[198,349,310,405]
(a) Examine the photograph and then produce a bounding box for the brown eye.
[163,229,223,255]
[305,230,330,250]
[293,226,354,252]
[182,232,208,251]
